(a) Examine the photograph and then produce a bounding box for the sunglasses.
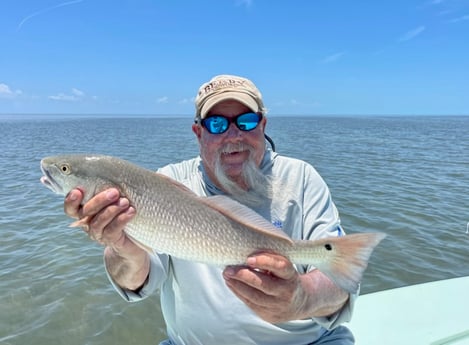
[199,112,262,135]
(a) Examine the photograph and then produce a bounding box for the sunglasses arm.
[264,134,276,152]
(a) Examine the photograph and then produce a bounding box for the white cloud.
[437,9,453,16]
[449,14,469,23]
[49,88,85,102]
[321,51,346,63]
[156,96,169,104]
[0,83,22,98]
[179,98,192,104]
[71,88,85,97]
[49,93,78,101]
[17,0,83,31]
[398,26,426,42]
[235,0,253,8]
[289,99,321,107]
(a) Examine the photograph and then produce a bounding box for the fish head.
[40,154,117,203]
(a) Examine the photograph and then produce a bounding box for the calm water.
[1,115,468,344]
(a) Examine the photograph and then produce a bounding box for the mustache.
[217,142,253,155]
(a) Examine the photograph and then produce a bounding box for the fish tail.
[292,232,386,293]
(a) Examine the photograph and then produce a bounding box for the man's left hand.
[222,252,309,323]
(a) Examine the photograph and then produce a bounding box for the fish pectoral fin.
[199,195,294,244]
[69,216,92,228]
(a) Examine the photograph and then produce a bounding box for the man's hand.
[222,252,306,323]
[65,188,135,247]
[64,188,149,291]
[222,252,348,323]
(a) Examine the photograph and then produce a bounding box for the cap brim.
[200,92,259,118]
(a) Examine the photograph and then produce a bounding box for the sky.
[1,0,468,116]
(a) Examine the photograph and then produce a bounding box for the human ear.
[192,123,202,139]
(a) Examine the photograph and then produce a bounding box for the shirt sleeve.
[106,158,201,301]
[300,162,358,329]
[314,289,358,329]
[105,253,169,302]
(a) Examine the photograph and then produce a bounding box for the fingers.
[222,253,301,316]
[64,188,121,219]
[224,264,271,284]
[225,275,276,311]
[223,264,299,323]
[64,188,84,218]
[246,252,297,280]
[223,264,283,297]
[64,187,136,247]
[223,252,297,294]
[88,200,136,245]
[82,189,120,216]
[224,266,273,296]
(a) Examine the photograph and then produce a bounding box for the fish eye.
[60,163,71,174]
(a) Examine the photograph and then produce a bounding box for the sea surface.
[1,114,468,344]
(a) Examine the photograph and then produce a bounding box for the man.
[64,75,356,344]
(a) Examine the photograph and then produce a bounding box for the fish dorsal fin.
[155,172,197,195]
[198,195,294,244]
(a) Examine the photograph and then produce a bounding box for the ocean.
[1,115,468,344]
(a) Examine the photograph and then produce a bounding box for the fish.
[40,154,386,293]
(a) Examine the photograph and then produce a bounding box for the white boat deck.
[345,276,469,344]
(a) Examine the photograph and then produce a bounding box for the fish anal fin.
[199,195,294,244]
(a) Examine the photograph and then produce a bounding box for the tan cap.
[195,74,265,119]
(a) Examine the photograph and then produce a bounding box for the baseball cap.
[195,74,265,119]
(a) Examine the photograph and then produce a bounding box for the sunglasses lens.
[202,116,229,134]
[201,113,261,134]
[237,112,260,131]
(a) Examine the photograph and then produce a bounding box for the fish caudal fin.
[293,232,386,294]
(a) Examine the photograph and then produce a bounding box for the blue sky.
[1,0,468,116]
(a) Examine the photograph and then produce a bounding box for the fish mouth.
[40,161,64,194]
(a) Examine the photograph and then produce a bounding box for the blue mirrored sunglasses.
[199,112,262,135]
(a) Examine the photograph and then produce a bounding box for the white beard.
[213,143,273,207]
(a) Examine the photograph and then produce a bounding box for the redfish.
[40,154,385,293]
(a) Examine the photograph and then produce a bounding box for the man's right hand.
[64,188,135,248]
[64,188,150,291]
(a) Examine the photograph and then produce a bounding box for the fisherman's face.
[192,100,267,189]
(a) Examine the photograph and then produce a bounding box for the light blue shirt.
[108,150,356,345]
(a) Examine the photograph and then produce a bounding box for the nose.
[224,121,243,139]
